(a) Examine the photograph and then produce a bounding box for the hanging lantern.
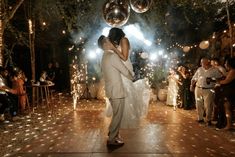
[102,0,130,27]
[130,0,152,13]
[183,46,190,53]
[199,40,210,49]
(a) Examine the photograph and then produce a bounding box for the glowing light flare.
[144,39,152,46]
[123,24,152,46]
[102,27,111,36]
[95,48,102,54]
[158,50,164,56]
[211,32,215,39]
[28,19,33,34]
[163,54,168,58]
[68,45,74,51]
[88,51,97,59]
[70,63,87,110]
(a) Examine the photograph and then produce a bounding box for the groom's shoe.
[107,139,124,146]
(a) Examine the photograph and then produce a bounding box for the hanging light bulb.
[212,32,215,39]
[183,46,190,53]
[199,40,210,49]
[130,0,152,13]
[102,0,130,27]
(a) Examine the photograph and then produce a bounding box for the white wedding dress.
[166,73,179,107]
[105,50,150,129]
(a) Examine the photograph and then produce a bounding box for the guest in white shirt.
[191,57,222,126]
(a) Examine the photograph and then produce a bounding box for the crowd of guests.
[0,67,27,122]
[166,65,194,110]
[39,62,63,91]
[0,61,63,122]
[167,56,235,130]
[1,57,234,131]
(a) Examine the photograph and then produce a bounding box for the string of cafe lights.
[166,23,235,52]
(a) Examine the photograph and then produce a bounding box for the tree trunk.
[226,0,234,57]
[0,0,3,66]
[29,18,36,81]
[0,0,24,66]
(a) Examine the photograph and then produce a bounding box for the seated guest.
[214,57,235,130]
[46,62,55,82]
[39,71,53,85]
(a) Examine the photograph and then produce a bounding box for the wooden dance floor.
[1,94,235,157]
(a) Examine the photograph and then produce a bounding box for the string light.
[28,19,33,34]
[166,25,235,52]
[212,32,216,39]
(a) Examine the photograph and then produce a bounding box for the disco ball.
[130,0,152,13]
[102,0,130,27]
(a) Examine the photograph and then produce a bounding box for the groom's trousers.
[108,98,125,141]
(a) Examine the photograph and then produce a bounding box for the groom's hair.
[98,35,105,49]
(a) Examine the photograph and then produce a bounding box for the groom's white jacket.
[101,51,133,99]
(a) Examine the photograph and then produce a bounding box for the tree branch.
[4,0,24,25]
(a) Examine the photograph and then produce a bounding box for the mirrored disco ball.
[102,0,130,27]
[130,0,152,13]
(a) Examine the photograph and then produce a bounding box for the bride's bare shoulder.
[121,37,129,43]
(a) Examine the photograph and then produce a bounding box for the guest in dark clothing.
[182,70,193,110]
[54,62,63,91]
[46,62,55,82]
[177,66,193,110]
[177,66,184,108]
[214,57,235,130]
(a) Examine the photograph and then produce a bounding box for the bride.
[105,27,150,129]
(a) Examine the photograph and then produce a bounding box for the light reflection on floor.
[0,93,234,157]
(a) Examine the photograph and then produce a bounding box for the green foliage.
[151,66,168,89]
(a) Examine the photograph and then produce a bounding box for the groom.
[98,35,133,146]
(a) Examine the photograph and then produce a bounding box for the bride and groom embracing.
[98,28,150,146]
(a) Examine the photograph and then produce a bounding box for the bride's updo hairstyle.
[108,27,125,45]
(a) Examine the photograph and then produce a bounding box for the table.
[26,83,54,110]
